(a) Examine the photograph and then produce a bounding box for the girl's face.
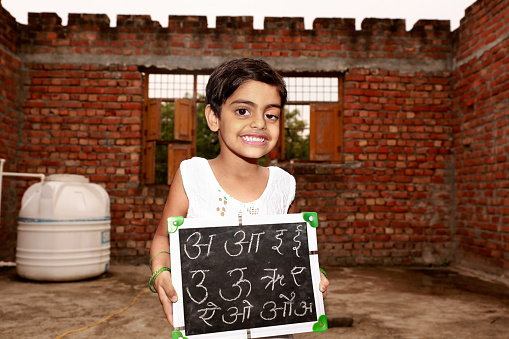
[206,80,281,162]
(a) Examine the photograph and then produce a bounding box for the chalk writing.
[260,292,314,321]
[293,225,303,257]
[178,222,316,336]
[290,266,306,287]
[222,300,254,324]
[184,232,215,259]
[185,269,209,304]
[272,229,287,254]
[224,231,265,256]
[261,268,286,291]
[219,267,252,301]
[198,302,221,326]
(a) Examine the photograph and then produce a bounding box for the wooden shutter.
[143,141,156,184]
[309,103,342,162]
[142,99,162,184]
[144,99,161,141]
[142,98,196,185]
[167,143,192,184]
[169,99,195,183]
[174,99,194,141]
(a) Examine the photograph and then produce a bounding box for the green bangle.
[319,268,328,279]
[149,251,170,271]
[149,266,171,293]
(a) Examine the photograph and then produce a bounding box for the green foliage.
[196,102,220,159]
[161,102,174,141]
[154,144,168,185]
[155,102,174,184]
[284,108,309,160]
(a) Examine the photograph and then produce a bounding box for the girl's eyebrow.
[229,99,281,110]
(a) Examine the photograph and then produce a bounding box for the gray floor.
[1,264,508,338]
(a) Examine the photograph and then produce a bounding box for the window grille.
[285,77,339,103]
[148,75,339,103]
[148,74,194,99]
[197,75,209,99]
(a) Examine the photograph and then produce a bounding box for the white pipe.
[1,172,46,183]
[0,158,46,221]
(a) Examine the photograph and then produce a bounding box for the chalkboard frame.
[168,212,327,339]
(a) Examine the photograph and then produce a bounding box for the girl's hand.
[154,270,178,326]
[319,271,329,299]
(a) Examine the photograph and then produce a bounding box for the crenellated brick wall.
[0,0,507,275]
[17,12,452,72]
[452,0,509,274]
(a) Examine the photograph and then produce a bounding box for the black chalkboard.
[168,213,327,339]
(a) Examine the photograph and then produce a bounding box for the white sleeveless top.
[180,157,296,339]
[180,157,296,219]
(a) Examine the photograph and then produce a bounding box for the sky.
[3,0,476,31]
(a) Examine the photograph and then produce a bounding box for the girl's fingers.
[155,271,178,326]
[319,272,329,300]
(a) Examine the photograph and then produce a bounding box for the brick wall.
[0,0,506,275]
[0,5,24,259]
[11,12,455,264]
[288,67,454,267]
[453,0,509,274]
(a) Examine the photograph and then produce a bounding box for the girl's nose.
[250,112,266,129]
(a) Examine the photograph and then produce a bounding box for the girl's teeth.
[244,136,264,142]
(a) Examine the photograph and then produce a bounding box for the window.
[281,74,343,162]
[142,71,343,184]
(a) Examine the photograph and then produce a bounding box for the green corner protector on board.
[171,330,187,339]
[167,216,184,234]
[313,315,328,332]
[302,212,319,228]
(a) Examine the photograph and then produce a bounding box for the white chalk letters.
[181,224,314,328]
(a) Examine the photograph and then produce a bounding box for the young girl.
[149,58,329,338]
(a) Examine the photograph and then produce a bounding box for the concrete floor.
[1,264,508,339]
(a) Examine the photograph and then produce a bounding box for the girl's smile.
[241,134,268,145]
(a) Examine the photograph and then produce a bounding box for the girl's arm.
[150,168,189,326]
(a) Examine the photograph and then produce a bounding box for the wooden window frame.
[142,71,344,185]
[277,72,344,163]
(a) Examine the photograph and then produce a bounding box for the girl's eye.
[265,113,280,121]
[236,108,250,116]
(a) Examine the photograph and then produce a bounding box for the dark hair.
[205,58,287,118]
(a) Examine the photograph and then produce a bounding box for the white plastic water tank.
[16,174,111,281]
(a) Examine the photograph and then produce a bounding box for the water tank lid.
[46,174,90,183]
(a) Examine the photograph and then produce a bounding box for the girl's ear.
[205,104,219,132]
